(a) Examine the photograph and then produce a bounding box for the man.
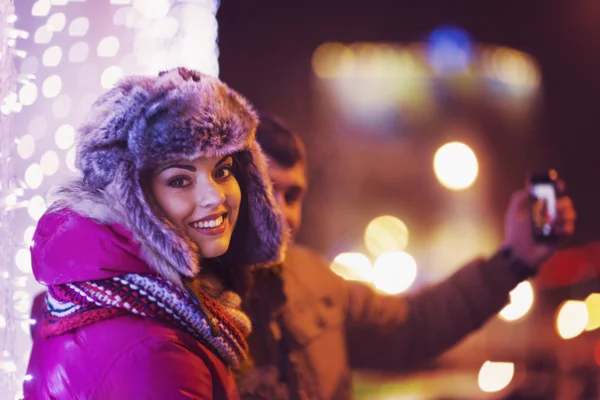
[235,113,576,399]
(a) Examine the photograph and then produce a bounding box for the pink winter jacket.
[24,210,239,399]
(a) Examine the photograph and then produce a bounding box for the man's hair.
[256,113,306,168]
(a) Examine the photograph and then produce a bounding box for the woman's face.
[150,155,241,259]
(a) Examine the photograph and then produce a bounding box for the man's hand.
[502,184,576,268]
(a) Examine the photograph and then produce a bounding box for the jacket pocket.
[282,294,344,347]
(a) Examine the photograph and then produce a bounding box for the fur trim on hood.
[50,67,287,285]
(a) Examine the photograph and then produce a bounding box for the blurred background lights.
[585,293,600,331]
[13,291,31,315]
[133,0,171,20]
[112,7,131,26]
[433,141,479,190]
[68,42,89,63]
[372,251,417,295]
[23,227,36,247]
[65,147,77,172]
[4,194,18,208]
[489,48,540,90]
[27,196,47,222]
[498,281,534,322]
[556,300,589,340]
[311,42,353,79]
[42,45,62,67]
[42,75,62,98]
[68,17,89,37]
[478,361,514,393]
[426,25,472,74]
[330,252,373,283]
[1,360,18,374]
[15,250,32,275]
[97,36,120,58]
[34,25,52,44]
[31,0,51,17]
[17,135,35,160]
[54,124,75,149]
[1,1,235,397]
[364,215,409,257]
[24,164,44,189]
[155,17,179,39]
[46,12,66,33]
[40,150,60,176]
[18,83,38,106]
[101,65,124,89]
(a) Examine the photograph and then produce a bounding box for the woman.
[24,68,286,399]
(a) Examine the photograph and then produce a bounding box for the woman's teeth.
[192,215,224,229]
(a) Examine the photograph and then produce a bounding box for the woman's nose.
[196,179,226,209]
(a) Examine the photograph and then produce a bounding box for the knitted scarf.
[41,273,249,368]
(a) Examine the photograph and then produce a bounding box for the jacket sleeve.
[30,291,46,339]
[93,337,215,399]
[345,251,523,370]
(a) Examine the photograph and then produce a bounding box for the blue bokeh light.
[427,25,473,74]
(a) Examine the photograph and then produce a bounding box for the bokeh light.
[100,65,123,89]
[68,17,89,37]
[23,227,36,246]
[556,300,588,340]
[54,124,75,149]
[330,253,373,283]
[27,196,47,222]
[15,249,32,275]
[488,47,541,91]
[18,83,38,106]
[364,215,409,257]
[97,36,120,58]
[40,150,60,176]
[68,42,89,63]
[433,141,479,191]
[585,293,600,331]
[65,147,77,172]
[312,42,354,79]
[24,164,44,189]
[42,45,62,67]
[17,135,36,160]
[372,251,417,294]
[478,361,514,393]
[427,25,472,74]
[46,13,66,33]
[498,281,535,322]
[34,25,52,44]
[42,75,62,98]
[31,0,51,17]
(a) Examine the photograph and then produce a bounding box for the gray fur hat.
[53,67,287,284]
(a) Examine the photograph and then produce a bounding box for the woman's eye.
[168,176,191,188]
[215,166,232,179]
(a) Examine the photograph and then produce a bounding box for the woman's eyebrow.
[159,164,196,173]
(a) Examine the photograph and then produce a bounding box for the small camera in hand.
[529,169,560,243]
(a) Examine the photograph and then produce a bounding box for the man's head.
[256,113,307,241]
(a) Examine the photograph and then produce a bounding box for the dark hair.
[202,151,254,294]
[256,113,305,168]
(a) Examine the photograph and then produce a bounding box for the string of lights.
[1,0,32,397]
[2,1,219,398]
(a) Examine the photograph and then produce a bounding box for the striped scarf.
[41,273,249,368]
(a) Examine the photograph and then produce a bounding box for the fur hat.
[52,68,287,284]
